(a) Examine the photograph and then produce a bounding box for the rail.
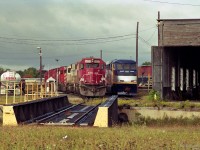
[35,103,83,124]
[73,103,101,126]
[37,103,100,126]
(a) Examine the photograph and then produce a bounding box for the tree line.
[0,67,42,78]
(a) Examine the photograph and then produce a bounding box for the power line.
[139,26,157,32]
[0,35,136,46]
[0,25,157,46]
[139,36,151,47]
[143,0,200,6]
[0,33,135,42]
[146,28,157,42]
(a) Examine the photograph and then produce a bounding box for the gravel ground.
[66,94,84,103]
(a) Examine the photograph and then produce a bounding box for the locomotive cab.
[77,57,106,96]
[65,57,106,97]
[106,59,137,96]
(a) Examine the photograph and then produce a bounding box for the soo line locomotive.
[44,57,137,97]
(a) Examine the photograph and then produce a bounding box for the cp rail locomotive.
[44,66,67,92]
[106,59,137,95]
[66,57,106,97]
[44,57,106,97]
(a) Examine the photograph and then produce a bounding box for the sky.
[0,0,200,71]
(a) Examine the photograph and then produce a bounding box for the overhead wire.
[146,28,157,42]
[143,0,200,6]
[139,26,157,32]
[0,33,135,42]
[0,26,157,62]
[0,25,157,46]
[139,36,151,47]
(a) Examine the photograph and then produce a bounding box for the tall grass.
[0,125,200,150]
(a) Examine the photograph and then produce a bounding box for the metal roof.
[109,59,136,64]
[158,19,200,21]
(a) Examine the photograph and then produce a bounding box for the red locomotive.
[44,66,67,92]
[66,57,106,97]
[44,57,106,97]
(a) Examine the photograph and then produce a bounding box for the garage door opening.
[152,46,200,100]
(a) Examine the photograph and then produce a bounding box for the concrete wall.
[122,107,200,121]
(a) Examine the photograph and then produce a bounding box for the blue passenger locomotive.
[106,59,137,95]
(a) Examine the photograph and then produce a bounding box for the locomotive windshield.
[114,63,136,76]
[86,63,99,68]
[116,63,136,70]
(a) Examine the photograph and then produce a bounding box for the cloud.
[0,0,199,70]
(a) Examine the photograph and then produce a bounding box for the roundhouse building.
[152,18,200,100]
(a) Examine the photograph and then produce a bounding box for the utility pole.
[100,50,102,59]
[158,11,160,46]
[55,59,59,92]
[136,22,139,91]
[37,47,42,85]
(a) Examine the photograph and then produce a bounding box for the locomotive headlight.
[100,77,105,84]
[101,77,105,81]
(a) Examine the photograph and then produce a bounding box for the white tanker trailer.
[0,71,21,94]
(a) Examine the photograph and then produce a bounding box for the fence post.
[13,82,16,103]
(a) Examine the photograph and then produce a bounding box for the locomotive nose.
[83,69,103,84]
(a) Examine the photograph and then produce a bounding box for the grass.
[0,95,42,105]
[0,125,200,150]
[85,91,200,111]
[117,90,200,111]
[1,91,200,149]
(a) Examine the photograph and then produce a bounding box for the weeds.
[132,114,200,127]
[148,89,162,109]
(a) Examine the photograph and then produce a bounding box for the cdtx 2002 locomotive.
[106,59,137,96]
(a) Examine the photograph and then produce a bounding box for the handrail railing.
[0,81,58,105]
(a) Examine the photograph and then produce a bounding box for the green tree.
[23,67,39,78]
[16,70,24,77]
[142,61,151,66]
[0,67,5,75]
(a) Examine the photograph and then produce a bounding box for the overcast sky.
[0,0,200,71]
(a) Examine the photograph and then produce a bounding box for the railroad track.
[33,103,101,126]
